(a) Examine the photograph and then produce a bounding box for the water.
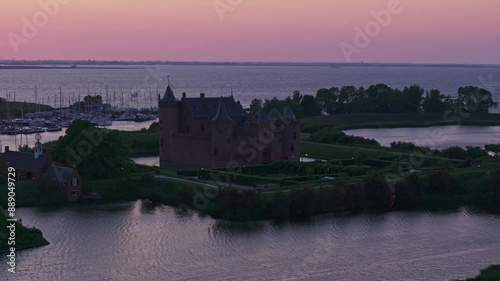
[344,125,500,149]
[1,201,499,281]
[1,65,500,110]
[131,156,325,167]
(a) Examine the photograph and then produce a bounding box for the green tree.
[52,120,133,179]
[300,95,321,116]
[364,174,392,209]
[457,86,497,113]
[422,89,450,113]
[366,84,394,113]
[401,85,424,112]
[442,146,469,161]
[315,87,338,114]
[249,98,262,113]
[292,90,303,104]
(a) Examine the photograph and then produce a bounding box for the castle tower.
[281,106,300,161]
[159,83,179,164]
[211,96,233,167]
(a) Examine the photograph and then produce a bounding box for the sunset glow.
[1,0,499,63]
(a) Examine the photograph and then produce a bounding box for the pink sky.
[0,0,499,63]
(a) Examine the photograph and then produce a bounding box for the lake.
[1,201,499,281]
[344,125,500,149]
[1,65,499,111]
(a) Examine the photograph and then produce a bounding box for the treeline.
[250,84,498,117]
[309,128,381,147]
[395,169,500,210]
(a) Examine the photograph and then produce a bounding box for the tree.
[401,85,424,112]
[249,98,262,113]
[337,86,357,113]
[457,86,497,113]
[292,90,303,104]
[366,84,394,113]
[315,87,338,114]
[364,174,392,209]
[422,89,450,113]
[300,95,321,116]
[442,146,469,161]
[52,120,133,179]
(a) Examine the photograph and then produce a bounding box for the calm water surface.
[344,125,500,149]
[1,66,499,110]
[2,201,499,281]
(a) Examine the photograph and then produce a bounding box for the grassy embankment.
[460,265,500,281]
[0,101,53,118]
[0,210,49,252]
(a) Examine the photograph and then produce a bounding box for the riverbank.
[301,113,500,132]
[461,265,500,280]
[0,211,49,253]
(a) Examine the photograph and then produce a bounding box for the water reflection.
[344,125,500,149]
[5,201,500,281]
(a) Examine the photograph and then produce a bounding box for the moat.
[2,201,499,281]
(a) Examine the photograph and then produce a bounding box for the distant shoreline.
[1,61,500,69]
[0,66,144,70]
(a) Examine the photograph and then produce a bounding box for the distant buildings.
[0,136,81,201]
[159,85,300,169]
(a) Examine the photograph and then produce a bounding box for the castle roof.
[212,96,233,122]
[43,164,76,182]
[160,85,178,103]
[184,96,247,117]
[284,106,297,121]
[250,107,266,124]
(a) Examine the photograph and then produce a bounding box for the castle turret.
[211,96,233,167]
[281,106,300,161]
[159,83,179,164]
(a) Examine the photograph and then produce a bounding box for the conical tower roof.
[160,84,177,102]
[212,96,232,122]
[251,107,265,124]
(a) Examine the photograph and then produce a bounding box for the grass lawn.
[301,141,396,160]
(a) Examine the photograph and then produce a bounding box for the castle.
[158,84,300,169]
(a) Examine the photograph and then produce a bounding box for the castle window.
[293,132,297,140]
[187,126,190,133]
[227,138,230,144]
[213,148,217,156]
[218,129,221,133]
[160,137,163,147]
[201,124,204,132]
[290,144,295,152]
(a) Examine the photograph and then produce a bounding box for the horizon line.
[1,60,500,67]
